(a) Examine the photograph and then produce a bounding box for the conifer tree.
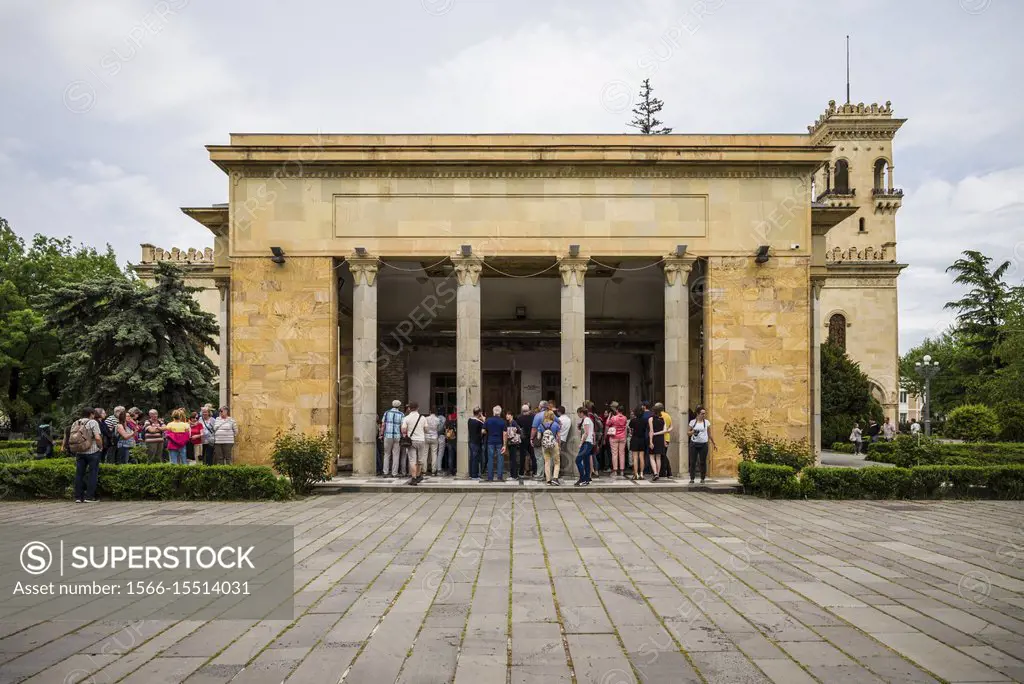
[627,79,673,134]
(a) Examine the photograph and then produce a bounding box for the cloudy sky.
[1,0,1021,352]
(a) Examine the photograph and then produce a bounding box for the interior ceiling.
[408,257,619,279]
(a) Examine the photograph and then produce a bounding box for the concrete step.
[314,474,741,494]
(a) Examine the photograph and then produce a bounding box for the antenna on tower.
[845,35,851,104]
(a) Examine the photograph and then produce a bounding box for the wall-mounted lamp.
[569,244,580,257]
[270,246,286,265]
[354,246,367,257]
[675,244,688,258]
[515,306,527,320]
[461,244,472,257]
[755,245,770,264]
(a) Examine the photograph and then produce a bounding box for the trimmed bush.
[945,404,1000,443]
[866,438,1024,467]
[271,430,332,495]
[0,460,292,501]
[858,466,914,499]
[830,442,855,454]
[738,462,800,498]
[866,441,895,457]
[801,467,864,499]
[987,466,1024,500]
[996,402,1024,442]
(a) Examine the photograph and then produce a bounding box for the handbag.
[400,414,422,448]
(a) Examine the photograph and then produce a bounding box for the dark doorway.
[590,371,629,413]
[541,371,560,406]
[482,371,521,415]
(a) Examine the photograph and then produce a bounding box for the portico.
[205,133,841,477]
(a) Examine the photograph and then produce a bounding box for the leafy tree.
[627,78,673,134]
[42,262,218,412]
[944,404,1000,442]
[0,218,124,430]
[944,250,1017,372]
[821,340,883,445]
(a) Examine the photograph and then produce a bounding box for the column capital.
[451,253,484,286]
[662,256,696,287]
[811,275,826,299]
[347,252,379,286]
[558,256,589,287]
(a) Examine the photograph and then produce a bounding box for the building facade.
[160,100,905,477]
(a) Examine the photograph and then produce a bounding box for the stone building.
[163,99,905,477]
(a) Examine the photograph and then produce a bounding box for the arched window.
[873,159,888,191]
[828,313,847,351]
[834,160,850,193]
[859,217,866,233]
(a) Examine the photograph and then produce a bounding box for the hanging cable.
[379,256,451,272]
[482,261,560,278]
[588,256,666,272]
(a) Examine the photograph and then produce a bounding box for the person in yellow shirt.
[662,411,673,477]
[164,409,191,465]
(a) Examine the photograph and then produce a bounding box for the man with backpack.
[67,407,103,503]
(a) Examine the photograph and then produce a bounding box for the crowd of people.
[41,404,240,503]
[377,398,715,487]
[848,415,907,454]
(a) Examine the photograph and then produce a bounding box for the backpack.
[445,422,456,440]
[507,424,522,445]
[68,419,94,454]
[541,421,557,449]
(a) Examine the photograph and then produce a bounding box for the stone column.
[216,279,230,408]
[887,164,894,192]
[452,254,483,479]
[559,255,588,478]
[663,256,695,477]
[348,254,379,476]
[812,276,825,465]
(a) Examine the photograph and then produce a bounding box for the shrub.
[867,438,1024,468]
[0,460,291,501]
[271,430,333,495]
[996,402,1024,442]
[987,466,1024,500]
[945,404,1000,442]
[830,442,855,454]
[738,462,800,498]
[867,441,896,458]
[910,466,949,498]
[801,467,864,499]
[725,419,813,472]
[858,466,914,499]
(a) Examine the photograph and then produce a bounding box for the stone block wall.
[377,344,409,415]
[705,256,812,476]
[230,257,338,466]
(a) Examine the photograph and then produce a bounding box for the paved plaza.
[1,494,1023,683]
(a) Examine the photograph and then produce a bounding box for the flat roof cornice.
[207,133,831,173]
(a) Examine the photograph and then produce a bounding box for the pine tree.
[820,340,884,445]
[42,261,218,411]
[627,79,673,135]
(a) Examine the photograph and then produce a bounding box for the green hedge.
[739,461,1024,500]
[0,460,292,501]
[830,442,856,454]
[866,436,1024,468]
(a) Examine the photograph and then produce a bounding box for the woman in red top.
[605,405,628,477]
[187,412,204,464]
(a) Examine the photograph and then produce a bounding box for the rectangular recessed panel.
[333,193,708,240]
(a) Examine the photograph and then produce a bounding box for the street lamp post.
[914,355,940,437]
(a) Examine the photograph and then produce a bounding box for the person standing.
[187,412,203,463]
[444,411,457,476]
[212,406,238,464]
[68,408,102,503]
[661,409,674,479]
[910,419,921,437]
[165,409,191,465]
[606,405,628,477]
[423,407,440,476]
[142,409,165,462]
[882,416,896,441]
[200,406,216,466]
[647,403,671,482]
[114,409,136,465]
[35,418,55,459]
[867,419,881,445]
[628,407,647,481]
[434,407,447,476]
[539,409,561,486]
[468,407,485,479]
[401,402,426,485]
[484,406,506,482]
[515,404,535,478]
[687,406,714,484]
[850,422,864,455]
[556,406,571,475]
[103,408,120,464]
[530,401,550,480]
[380,400,404,477]
[504,410,523,484]
[574,407,595,486]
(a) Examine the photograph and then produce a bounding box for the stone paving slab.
[0,494,1022,683]
[316,474,742,494]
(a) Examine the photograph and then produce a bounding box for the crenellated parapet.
[140,244,215,264]
[825,244,897,264]
[808,100,905,143]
